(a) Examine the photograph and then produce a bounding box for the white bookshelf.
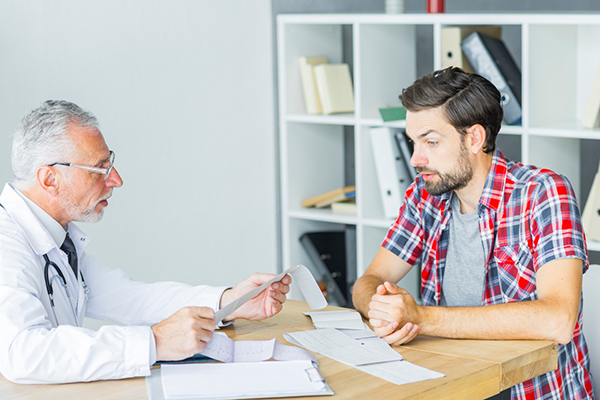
[277,13,600,300]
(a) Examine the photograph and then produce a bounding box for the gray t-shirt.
[440,194,486,307]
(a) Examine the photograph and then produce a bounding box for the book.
[441,26,502,73]
[313,63,355,115]
[379,106,407,122]
[331,200,357,216]
[301,186,356,208]
[461,31,522,125]
[370,127,411,219]
[298,56,328,114]
[581,62,600,129]
[300,231,349,306]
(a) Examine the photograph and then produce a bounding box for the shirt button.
[440,224,447,229]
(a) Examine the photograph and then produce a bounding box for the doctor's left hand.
[221,273,291,321]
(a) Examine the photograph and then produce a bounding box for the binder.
[394,129,417,180]
[300,231,349,307]
[461,31,522,125]
[370,127,411,219]
[583,161,600,241]
[441,26,502,73]
[298,56,328,114]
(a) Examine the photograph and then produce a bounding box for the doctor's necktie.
[61,233,78,276]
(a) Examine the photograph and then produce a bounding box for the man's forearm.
[418,298,576,344]
[352,274,383,318]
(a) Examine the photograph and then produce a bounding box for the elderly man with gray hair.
[0,100,290,384]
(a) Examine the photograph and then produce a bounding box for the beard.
[61,190,112,224]
[416,141,473,196]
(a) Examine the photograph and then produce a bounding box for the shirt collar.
[14,187,67,247]
[477,147,507,212]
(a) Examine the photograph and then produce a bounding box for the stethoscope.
[43,254,89,325]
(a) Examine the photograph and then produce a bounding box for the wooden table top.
[0,300,558,400]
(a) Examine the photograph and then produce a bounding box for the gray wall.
[0,1,278,291]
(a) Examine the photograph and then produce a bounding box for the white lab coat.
[0,183,229,384]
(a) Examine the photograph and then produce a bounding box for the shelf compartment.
[357,23,418,120]
[284,122,349,212]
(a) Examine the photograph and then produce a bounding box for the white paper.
[215,265,327,323]
[357,360,445,385]
[284,328,445,386]
[303,310,365,330]
[201,332,317,364]
[161,360,327,399]
[284,328,403,366]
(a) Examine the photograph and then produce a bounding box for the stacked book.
[298,56,354,115]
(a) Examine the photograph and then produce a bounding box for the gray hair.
[12,100,99,189]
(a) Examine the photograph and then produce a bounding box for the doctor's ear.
[36,166,60,196]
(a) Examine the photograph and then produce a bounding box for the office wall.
[0,1,277,289]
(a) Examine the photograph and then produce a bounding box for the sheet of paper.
[303,310,365,330]
[284,328,444,386]
[284,328,402,366]
[161,360,329,399]
[215,265,327,324]
[201,332,317,364]
[357,360,445,385]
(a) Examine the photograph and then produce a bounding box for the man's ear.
[466,124,487,154]
[36,166,59,196]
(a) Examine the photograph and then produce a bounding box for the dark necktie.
[61,233,78,276]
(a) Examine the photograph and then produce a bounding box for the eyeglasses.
[48,151,115,180]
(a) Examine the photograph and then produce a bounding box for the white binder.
[583,162,600,242]
[370,127,412,219]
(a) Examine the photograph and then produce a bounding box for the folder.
[146,360,334,400]
[298,56,328,115]
[300,231,349,307]
[394,129,417,180]
[370,127,411,219]
[582,161,600,241]
[461,32,522,125]
[441,26,501,73]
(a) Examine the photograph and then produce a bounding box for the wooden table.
[0,300,558,400]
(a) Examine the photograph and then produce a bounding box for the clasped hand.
[152,274,290,361]
[368,281,421,346]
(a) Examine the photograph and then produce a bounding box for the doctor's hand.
[221,273,291,321]
[368,282,421,346]
[152,306,216,361]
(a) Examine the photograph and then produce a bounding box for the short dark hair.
[400,67,503,153]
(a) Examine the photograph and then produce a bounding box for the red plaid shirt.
[383,148,593,399]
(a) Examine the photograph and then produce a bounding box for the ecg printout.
[201,332,317,363]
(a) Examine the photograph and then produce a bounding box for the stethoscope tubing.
[43,254,85,325]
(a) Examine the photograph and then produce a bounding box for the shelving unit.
[277,13,600,301]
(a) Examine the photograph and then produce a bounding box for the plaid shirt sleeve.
[529,170,587,271]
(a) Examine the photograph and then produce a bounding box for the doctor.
[0,100,290,384]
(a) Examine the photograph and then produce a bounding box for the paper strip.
[201,332,317,364]
[215,264,327,323]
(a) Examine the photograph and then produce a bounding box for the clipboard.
[145,360,334,400]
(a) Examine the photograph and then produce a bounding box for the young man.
[353,67,592,399]
[0,100,290,384]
